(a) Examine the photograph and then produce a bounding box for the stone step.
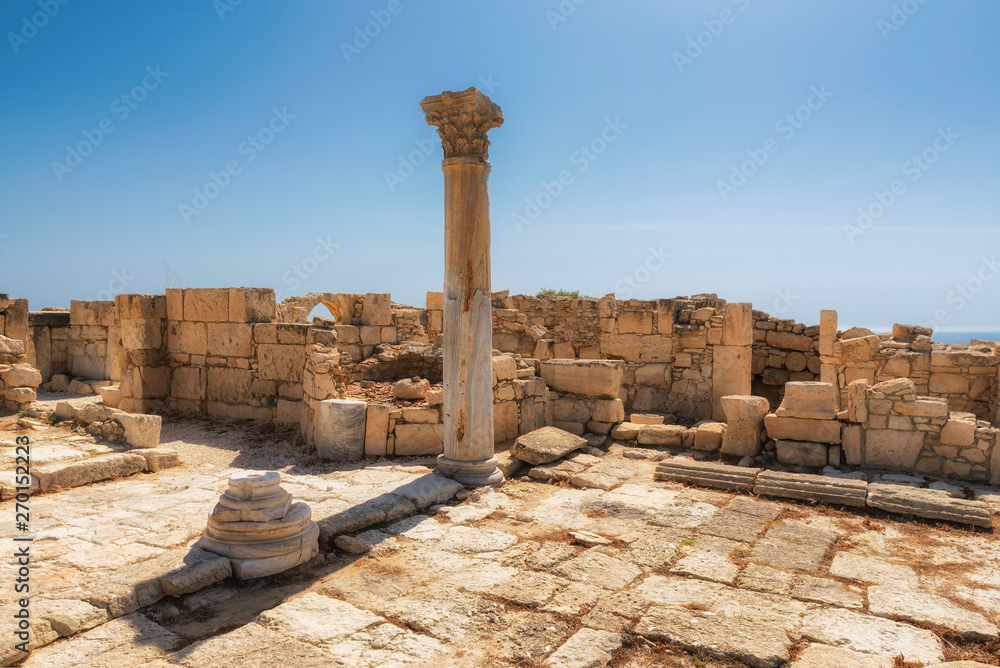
[867,483,993,528]
[654,458,760,492]
[753,470,868,508]
[31,450,180,493]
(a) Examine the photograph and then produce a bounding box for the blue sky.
[2,1,998,332]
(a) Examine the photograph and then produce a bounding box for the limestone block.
[712,345,751,420]
[610,422,643,440]
[171,366,206,401]
[837,335,881,362]
[165,288,184,320]
[257,344,304,383]
[693,422,726,452]
[34,453,146,492]
[511,426,586,465]
[846,379,868,422]
[600,332,672,362]
[754,470,868,507]
[276,399,302,425]
[99,384,121,408]
[207,367,252,404]
[494,400,519,442]
[540,359,624,399]
[168,321,207,356]
[775,440,829,467]
[775,382,838,420]
[894,397,949,418]
[941,413,977,447]
[117,412,162,448]
[115,294,166,320]
[867,483,993,528]
[721,395,769,457]
[764,414,841,444]
[637,424,686,446]
[206,323,252,358]
[929,373,970,394]
[122,319,162,350]
[1,363,41,388]
[492,355,517,381]
[591,398,625,423]
[361,293,392,326]
[134,366,170,399]
[183,288,229,322]
[130,447,180,472]
[630,413,664,425]
[394,423,444,456]
[765,330,813,352]
[634,363,669,387]
[426,291,443,310]
[842,425,862,465]
[315,399,367,460]
[655,458,759,492]
[864,429,926,469]
[229,287,276,323]
[364,403,390,457]
[393,377,430,399]
[401,407,439,424]
[618,310,653,335]
[0,335,24,356]
[722,303,753,346]
[552,341,575,359]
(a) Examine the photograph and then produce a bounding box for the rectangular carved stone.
[317,399,367,461]
[365,404,391,457]
[183,289,229,322]
[764,414,841,444]
[712,345,751,421]
[864,429,925,469]
[229,287,276,323]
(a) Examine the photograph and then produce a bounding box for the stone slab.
[753,470,868,507]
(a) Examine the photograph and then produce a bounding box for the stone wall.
[751,310,822,407]
[29,301,120,383]
[0,295,29,355]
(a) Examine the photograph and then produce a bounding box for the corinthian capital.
[420,87,503,160]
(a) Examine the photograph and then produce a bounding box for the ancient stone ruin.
[2,88,999,667]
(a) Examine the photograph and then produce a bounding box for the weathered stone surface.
[671,535,743,585]
[721,395,770,456]
[637,604,791,667]
[34,453,147,492]
[159,548,233,596]
[439,525,518,554]
[700,496,782,542]
[636,424,686,446]
[828,552,918,587]
[864,429,926,469]
[800,608,944,664]
[753,470,868,507]
[554,548,641,590]
[693,421,726,452]
[512,426,587,465]
[393,423,444,456]
[868,586,999,640]
[776,382,839,419]
[610,422,643,440]
[35,598,110,637]
[117,412,162,449]
[752,523,838,572]
[867,483,993,527]
[540,359,624,399]
[547,628,621,668]
[392,377,430,400]
[129,448,180,472]
[775,440,830,467]
[655,458,759,492]
[790,644,895,667]
[792,575,864,610]
[765,414,841,444]
[316,399,367,461]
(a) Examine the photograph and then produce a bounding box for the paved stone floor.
[3,418,1000,666]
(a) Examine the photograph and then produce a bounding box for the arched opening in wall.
[306,303,337,324]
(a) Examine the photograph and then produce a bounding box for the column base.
[435,454,505,488]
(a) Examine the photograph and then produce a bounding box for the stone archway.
[278,293,351,323]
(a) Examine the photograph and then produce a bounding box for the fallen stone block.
[637,424,686,446]
[775,440,831,467]
[316,399,366,461]
[721,395,770,457]
[539,358,624,399]
[867,483,993,528]
[654,458,759,492]
[867,586,999,641]
[775,381,839,420]
[764,414,841,444]
[753,470,868,507]
[511,426,586,465]
[130,448,181,472]
[34,453,147,492]
[117,412,162,449]
[609,422,642,440]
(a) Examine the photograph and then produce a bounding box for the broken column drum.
[196,471,319,579]
[421,87,505,487]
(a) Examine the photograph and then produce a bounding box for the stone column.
[421,87,504,487]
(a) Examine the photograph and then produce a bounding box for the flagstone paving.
[3,440,1000,666]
